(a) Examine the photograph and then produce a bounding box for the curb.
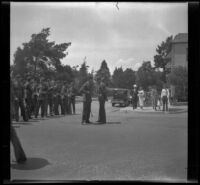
[120,107,187,114]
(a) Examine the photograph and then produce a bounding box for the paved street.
[11,101,187,182]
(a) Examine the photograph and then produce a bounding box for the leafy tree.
[123,68,136,89]
[112,67,124,88]
[167,66,188,101]
[12,28,71,78]
[55,64,74,83]
[154,35,173,82]
[77,61,89,90]
[95,60,111,86]
[136,61,163,91]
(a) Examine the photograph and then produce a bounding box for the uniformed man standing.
[60,82,66,115]
[43,80,49,117]
[24,76,33,119]
[69,82,76,114]
[35,79,46,118]
[79,77,93,124]
[13,76,28,122]
[52,83,58,115]
[97,78,107,124]
[47,80,54,116]
[63,83,69,114]
[32,79,39,118]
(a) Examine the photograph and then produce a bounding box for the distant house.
[166,33,188,70]
[166,33,188,102]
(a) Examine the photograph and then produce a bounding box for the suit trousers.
[82,100,91,122]
[98,100,106,123]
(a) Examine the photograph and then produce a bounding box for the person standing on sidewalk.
[79,76,93,124]
[161,84,169,112]
[96,78,107,124]
[138,87,145,109]
[151,86,159,111]
[130,84,138,109]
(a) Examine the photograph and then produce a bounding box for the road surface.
[10,101,187,182]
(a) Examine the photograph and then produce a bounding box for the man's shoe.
[86,121,91,123]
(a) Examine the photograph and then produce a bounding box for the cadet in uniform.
[13,76,28,122]
[24,76,33,119]
[32,79,39,118]
[54,81,62,115]
[60,82,66,115]
[35,79,46,118]
[97,78,107,124]
[69,82,76,114]
[79,77,93,124]
[63,83,69,114]
[52,83,58,115]
[43,80,49,117]
[47,80,54,116]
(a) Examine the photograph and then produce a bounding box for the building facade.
[166,33,188,70]
[166,33,188,102]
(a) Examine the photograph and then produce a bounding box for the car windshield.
[113,90,128,98]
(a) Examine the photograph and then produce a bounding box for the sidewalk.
[120,105,187,114]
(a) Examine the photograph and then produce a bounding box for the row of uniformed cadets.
[11,75,76,122]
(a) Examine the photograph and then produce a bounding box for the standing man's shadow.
[11,157,50,170]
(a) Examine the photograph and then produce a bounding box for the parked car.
[111,88,131,107]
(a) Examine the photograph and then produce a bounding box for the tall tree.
[112,67,124,88]
[77,61,89,90]
[136,61,163,91]
[123,68,136,89]
[154,35,173,82]
[12,28,71,78]
[95,60,111,86]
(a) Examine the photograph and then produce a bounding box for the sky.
[10,2,188,74]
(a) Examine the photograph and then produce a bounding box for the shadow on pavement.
[85,122,121,125]
[11,157,50,170]
[107,122,121,124]
[12,125,21,128]
[12,122,33,125]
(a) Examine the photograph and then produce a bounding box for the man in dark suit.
[97,78,107,124]
[79,77,93,124]
[131,84,138,109]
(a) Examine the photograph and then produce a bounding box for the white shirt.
[161,88,168,98]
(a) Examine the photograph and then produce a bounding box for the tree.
[136,61,163,91]
[112,67,124,88]
[95,60,111,86]
[123,68,136,89]
[154,35,173,82]
[77,61,89,90]
[55,64,74,83]
[167,66,188,101]
[12,28,71,78]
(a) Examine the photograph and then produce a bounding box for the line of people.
[130,84,171,112]
[11,75,76,122]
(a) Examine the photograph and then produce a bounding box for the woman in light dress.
[138,87,145,109]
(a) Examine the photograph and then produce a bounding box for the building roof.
[171,33,188,43]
